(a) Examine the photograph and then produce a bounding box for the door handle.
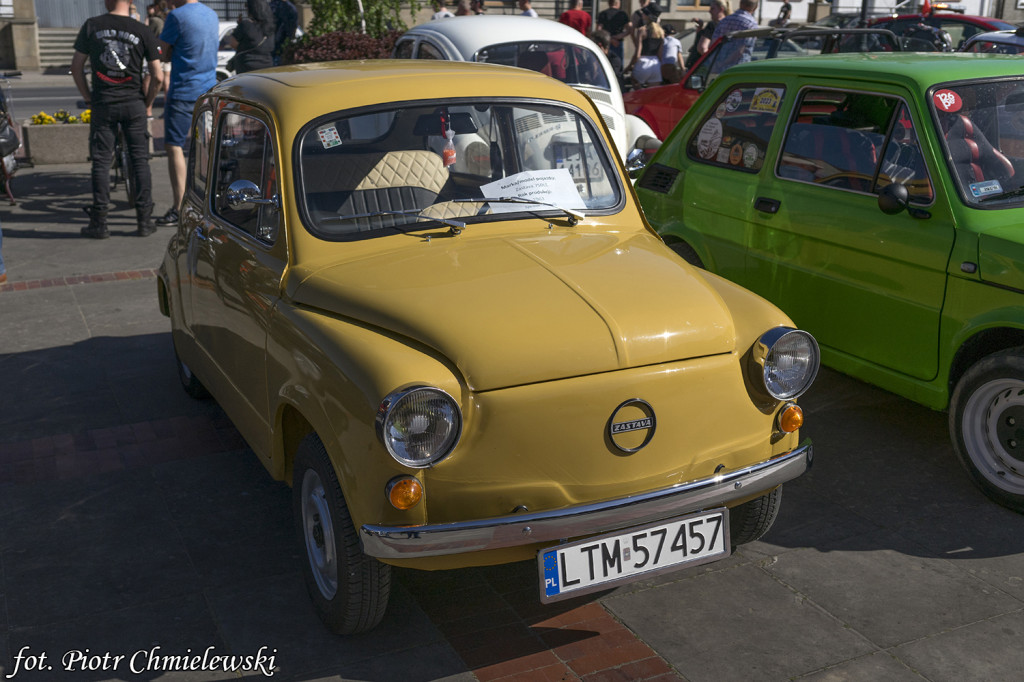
[755,197,780,214]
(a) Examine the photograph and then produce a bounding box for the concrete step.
[38,28,78,69]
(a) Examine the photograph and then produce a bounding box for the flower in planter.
[30,109,89,125]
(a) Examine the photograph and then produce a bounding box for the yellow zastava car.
[157,60,818,634]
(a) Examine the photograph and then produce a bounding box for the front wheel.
[119,140,136,209]
[950,349,1024,513]
[729,487,782,548]
[293,433,391,634]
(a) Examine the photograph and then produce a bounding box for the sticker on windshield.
[969,179,1002,198]
[729,143,743,165]
[480,169,585,211]
[933,89,962,113]
[725,90,743,113]
[749,88,783,114]
[696,118,723,159]
[317,125,342,149]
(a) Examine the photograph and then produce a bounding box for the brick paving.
[0,268,158,293]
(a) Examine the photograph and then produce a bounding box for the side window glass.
[394,39,414,59]
[418,42,444,60]
[687,85,784,173]
[876,103,934,204]
[777,89,894,193]
[213,112,279,243]
[188,108,213,199]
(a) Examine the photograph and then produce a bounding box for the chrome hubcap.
[301,469,338,599]
[963,379,1024,494]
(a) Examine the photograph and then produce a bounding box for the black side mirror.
[878,182,908,215]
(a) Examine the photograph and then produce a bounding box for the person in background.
[685,0,728,68]
[597,0,631,62]
[72,0,163,239]
[770,0,791,27]
[155,0,218,227]
[518,0,538,17]
[470,0,486,14]
[227,0,276,74]
[432,0,455,19]
[129,2,142,20]
[660,22,683,83]
[559,0,592,36]
[270,0,298,63]
[712,0,758,66]
[591,29,624,89]
[455,0,472,14]
[628,1,663,88]
[143,1,168,117]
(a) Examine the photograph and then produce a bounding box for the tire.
[729,487,782,547]
[950,348,1024,513]
[174,341,209,400]
[669,241,705,269]
[293,433,391,634]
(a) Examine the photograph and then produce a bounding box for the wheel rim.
[301,468,338,599]
[962,378,1024,495]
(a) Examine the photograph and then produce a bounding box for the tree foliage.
[307,0,421,38]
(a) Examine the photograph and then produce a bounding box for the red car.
[623,27,900,140]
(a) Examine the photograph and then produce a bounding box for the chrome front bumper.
[360,441,812,560]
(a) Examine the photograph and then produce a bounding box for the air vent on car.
[602,114,616,130]
[579,88,614,106]
[638,164,679,194]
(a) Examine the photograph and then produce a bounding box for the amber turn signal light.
[778,403,804,433]
[387,476,423,510]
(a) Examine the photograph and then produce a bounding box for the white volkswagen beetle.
[394,16,659,161]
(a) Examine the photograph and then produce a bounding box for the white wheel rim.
[962,378,1024,495]
[301,469,338,599]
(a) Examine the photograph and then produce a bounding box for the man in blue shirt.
[711,0,759,67]
[156,0,218,226]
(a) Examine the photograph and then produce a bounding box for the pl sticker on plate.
[933,89,962,113]
[969,179,1002,198]
[317,125,342,149]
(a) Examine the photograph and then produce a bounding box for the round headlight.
[376,387,462,468]
[756,328,820,400]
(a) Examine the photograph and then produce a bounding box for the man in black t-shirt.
[597,0,631,62]
[71,0,163,239]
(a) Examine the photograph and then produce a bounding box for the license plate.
[538,508,730,603]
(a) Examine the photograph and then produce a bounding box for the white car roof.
[403,16,599,60]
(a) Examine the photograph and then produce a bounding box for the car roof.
[965,28,1024,43]
[401,15,600,57]
[210,59,597,135]
[872,12,1016,28]
[721,51,1024,88]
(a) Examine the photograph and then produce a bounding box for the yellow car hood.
[291,231,736,390]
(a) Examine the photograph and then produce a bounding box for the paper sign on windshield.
[481,169,586,212]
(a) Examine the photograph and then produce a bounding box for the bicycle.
[0,70,22,205]
[77,99,137,209]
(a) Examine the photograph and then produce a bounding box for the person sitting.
[628,3,664,88]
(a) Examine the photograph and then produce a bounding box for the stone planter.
[21,123,90,165]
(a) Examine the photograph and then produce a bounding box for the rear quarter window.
[687,85,785,173]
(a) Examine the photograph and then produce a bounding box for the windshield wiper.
[442,196,585,225]
[322,208,467,235]
[978,185,1024,203]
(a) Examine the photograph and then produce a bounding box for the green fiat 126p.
[634,53,1024,512]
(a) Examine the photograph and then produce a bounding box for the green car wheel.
[951,349,1024,513]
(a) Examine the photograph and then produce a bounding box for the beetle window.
[213,112,279,242]
[875,103,934,204]
[417,42,445,60]
[477,42,610,90]
[188,108,213,200]
[777,89,895,194]
[687,85,784,173]
[393,39,414,59]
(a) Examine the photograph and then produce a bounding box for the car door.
[748,85,955,381]
[187,105,287,451]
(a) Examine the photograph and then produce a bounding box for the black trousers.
[89,99,152,223]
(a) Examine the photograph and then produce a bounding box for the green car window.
[876,103,934,204]
[686,85,785,173]
[777,89,895,194]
